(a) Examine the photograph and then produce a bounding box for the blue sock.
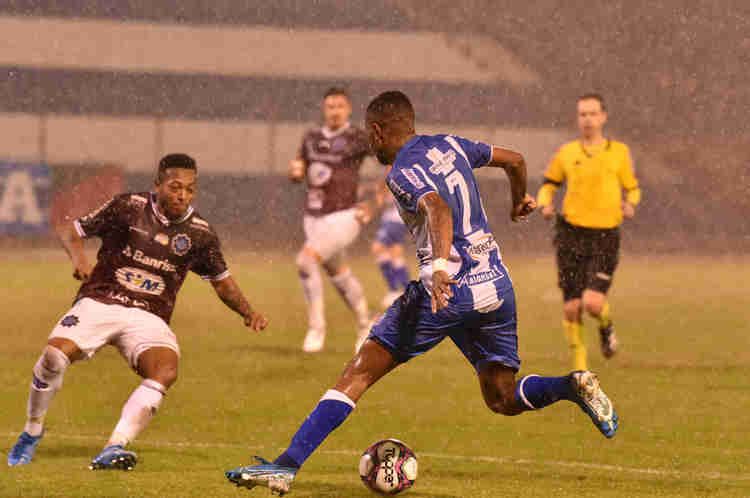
[392,264,410,289]
[515,375,573,411]
[274,390,355,469]
[378,260,399,291]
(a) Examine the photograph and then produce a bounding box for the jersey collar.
[579,138,611,158]
[321,122,350,139]
[149,192,194,226]
[393,135,421,165]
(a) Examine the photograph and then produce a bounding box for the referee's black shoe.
[599,323,618,358]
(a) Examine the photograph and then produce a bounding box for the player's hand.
[244,311,269,332]
[72,259,93,281]
[541,204,555,220]
[288,159,305,182]
[431,270,457,313]
[622,201,635,219]
[355,201,373,225]
[511,194,537,222]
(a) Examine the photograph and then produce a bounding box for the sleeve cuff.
[202,269,231,282]
[73,219,87,238]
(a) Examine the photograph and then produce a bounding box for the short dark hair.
[157,153,197,182]
[366,90,415,130]
[578,93,607,111]
[323,86,349,100]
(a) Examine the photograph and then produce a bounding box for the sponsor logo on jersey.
[115,266,165,295]
[60,314,79,327]
[387,177,412,204]
[154,232,169,245]
[458,268,504,287]
[122,245,177,272]
[171,233,192,256]
[105,290,150,309]
[467,235,499,260]
[402,168,425,189]
[307,162,333,187]
[426,148,457,175]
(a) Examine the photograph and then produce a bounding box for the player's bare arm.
[488,147,536,222]
[59,222,92,281]
[418,192,456,313]
[211,276,269,332]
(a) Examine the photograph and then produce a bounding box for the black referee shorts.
[554,216,620,302]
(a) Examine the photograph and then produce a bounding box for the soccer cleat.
[7,431,43,466]
[599,323,619,358]
[302,328,325,353]
[225,456,298,496]
[89,445,137,471]
[570,371,618,438]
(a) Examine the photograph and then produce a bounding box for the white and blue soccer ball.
[359,438,418,495]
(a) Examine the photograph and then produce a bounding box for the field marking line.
[3,431,749,483]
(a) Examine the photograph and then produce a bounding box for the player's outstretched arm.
[488,147,536,222]
[417,192,457,313]
[59,222,93,281]
[211,276,269,332]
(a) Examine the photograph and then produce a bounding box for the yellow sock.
[597,301,612,329]
[563,320,587,371]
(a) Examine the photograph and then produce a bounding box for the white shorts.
[303,208,361,262]
[49,298,180,369]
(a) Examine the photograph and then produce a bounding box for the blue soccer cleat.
[570,371,619,438]
[7,431,43,466]
[89,445,137,471]
[225,456,298,495]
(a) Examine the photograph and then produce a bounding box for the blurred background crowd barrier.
[0,0,747,251]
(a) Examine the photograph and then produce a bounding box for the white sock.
[331,270,369,328]
[298,255,325,332]
[107,379,166,448]
[25,346,70,437]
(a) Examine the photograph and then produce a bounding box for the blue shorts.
[375,220,408,247]
[369,283,520,373]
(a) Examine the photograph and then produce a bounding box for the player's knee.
[371,241,384,256]
[563,299,582,321]
[33,345,70,390]
[296,251,317,277]
[151,364,178,389]
[583,295,604,316]
[485,397,520,416]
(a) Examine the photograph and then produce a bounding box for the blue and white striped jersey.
[386,134,512,312]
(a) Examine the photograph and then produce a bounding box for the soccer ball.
[359,439,418,495]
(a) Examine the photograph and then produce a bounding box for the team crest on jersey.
[171,233,192,256]
[318,139,331,152]
[60,315,79,327]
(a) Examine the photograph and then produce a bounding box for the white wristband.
[432,258,448,273]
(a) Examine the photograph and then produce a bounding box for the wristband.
[432,258,448,273]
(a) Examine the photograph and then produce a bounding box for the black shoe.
[599,322,618,359]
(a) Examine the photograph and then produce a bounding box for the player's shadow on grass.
[42,442,94,459]
[220,344,303,357]
[302,482,459,498]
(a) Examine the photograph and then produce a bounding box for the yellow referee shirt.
[537,139,641,229]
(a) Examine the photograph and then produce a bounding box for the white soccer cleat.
[302,328,325,353]
[570,371,619,438]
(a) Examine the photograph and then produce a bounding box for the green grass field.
[1,250,748,497]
